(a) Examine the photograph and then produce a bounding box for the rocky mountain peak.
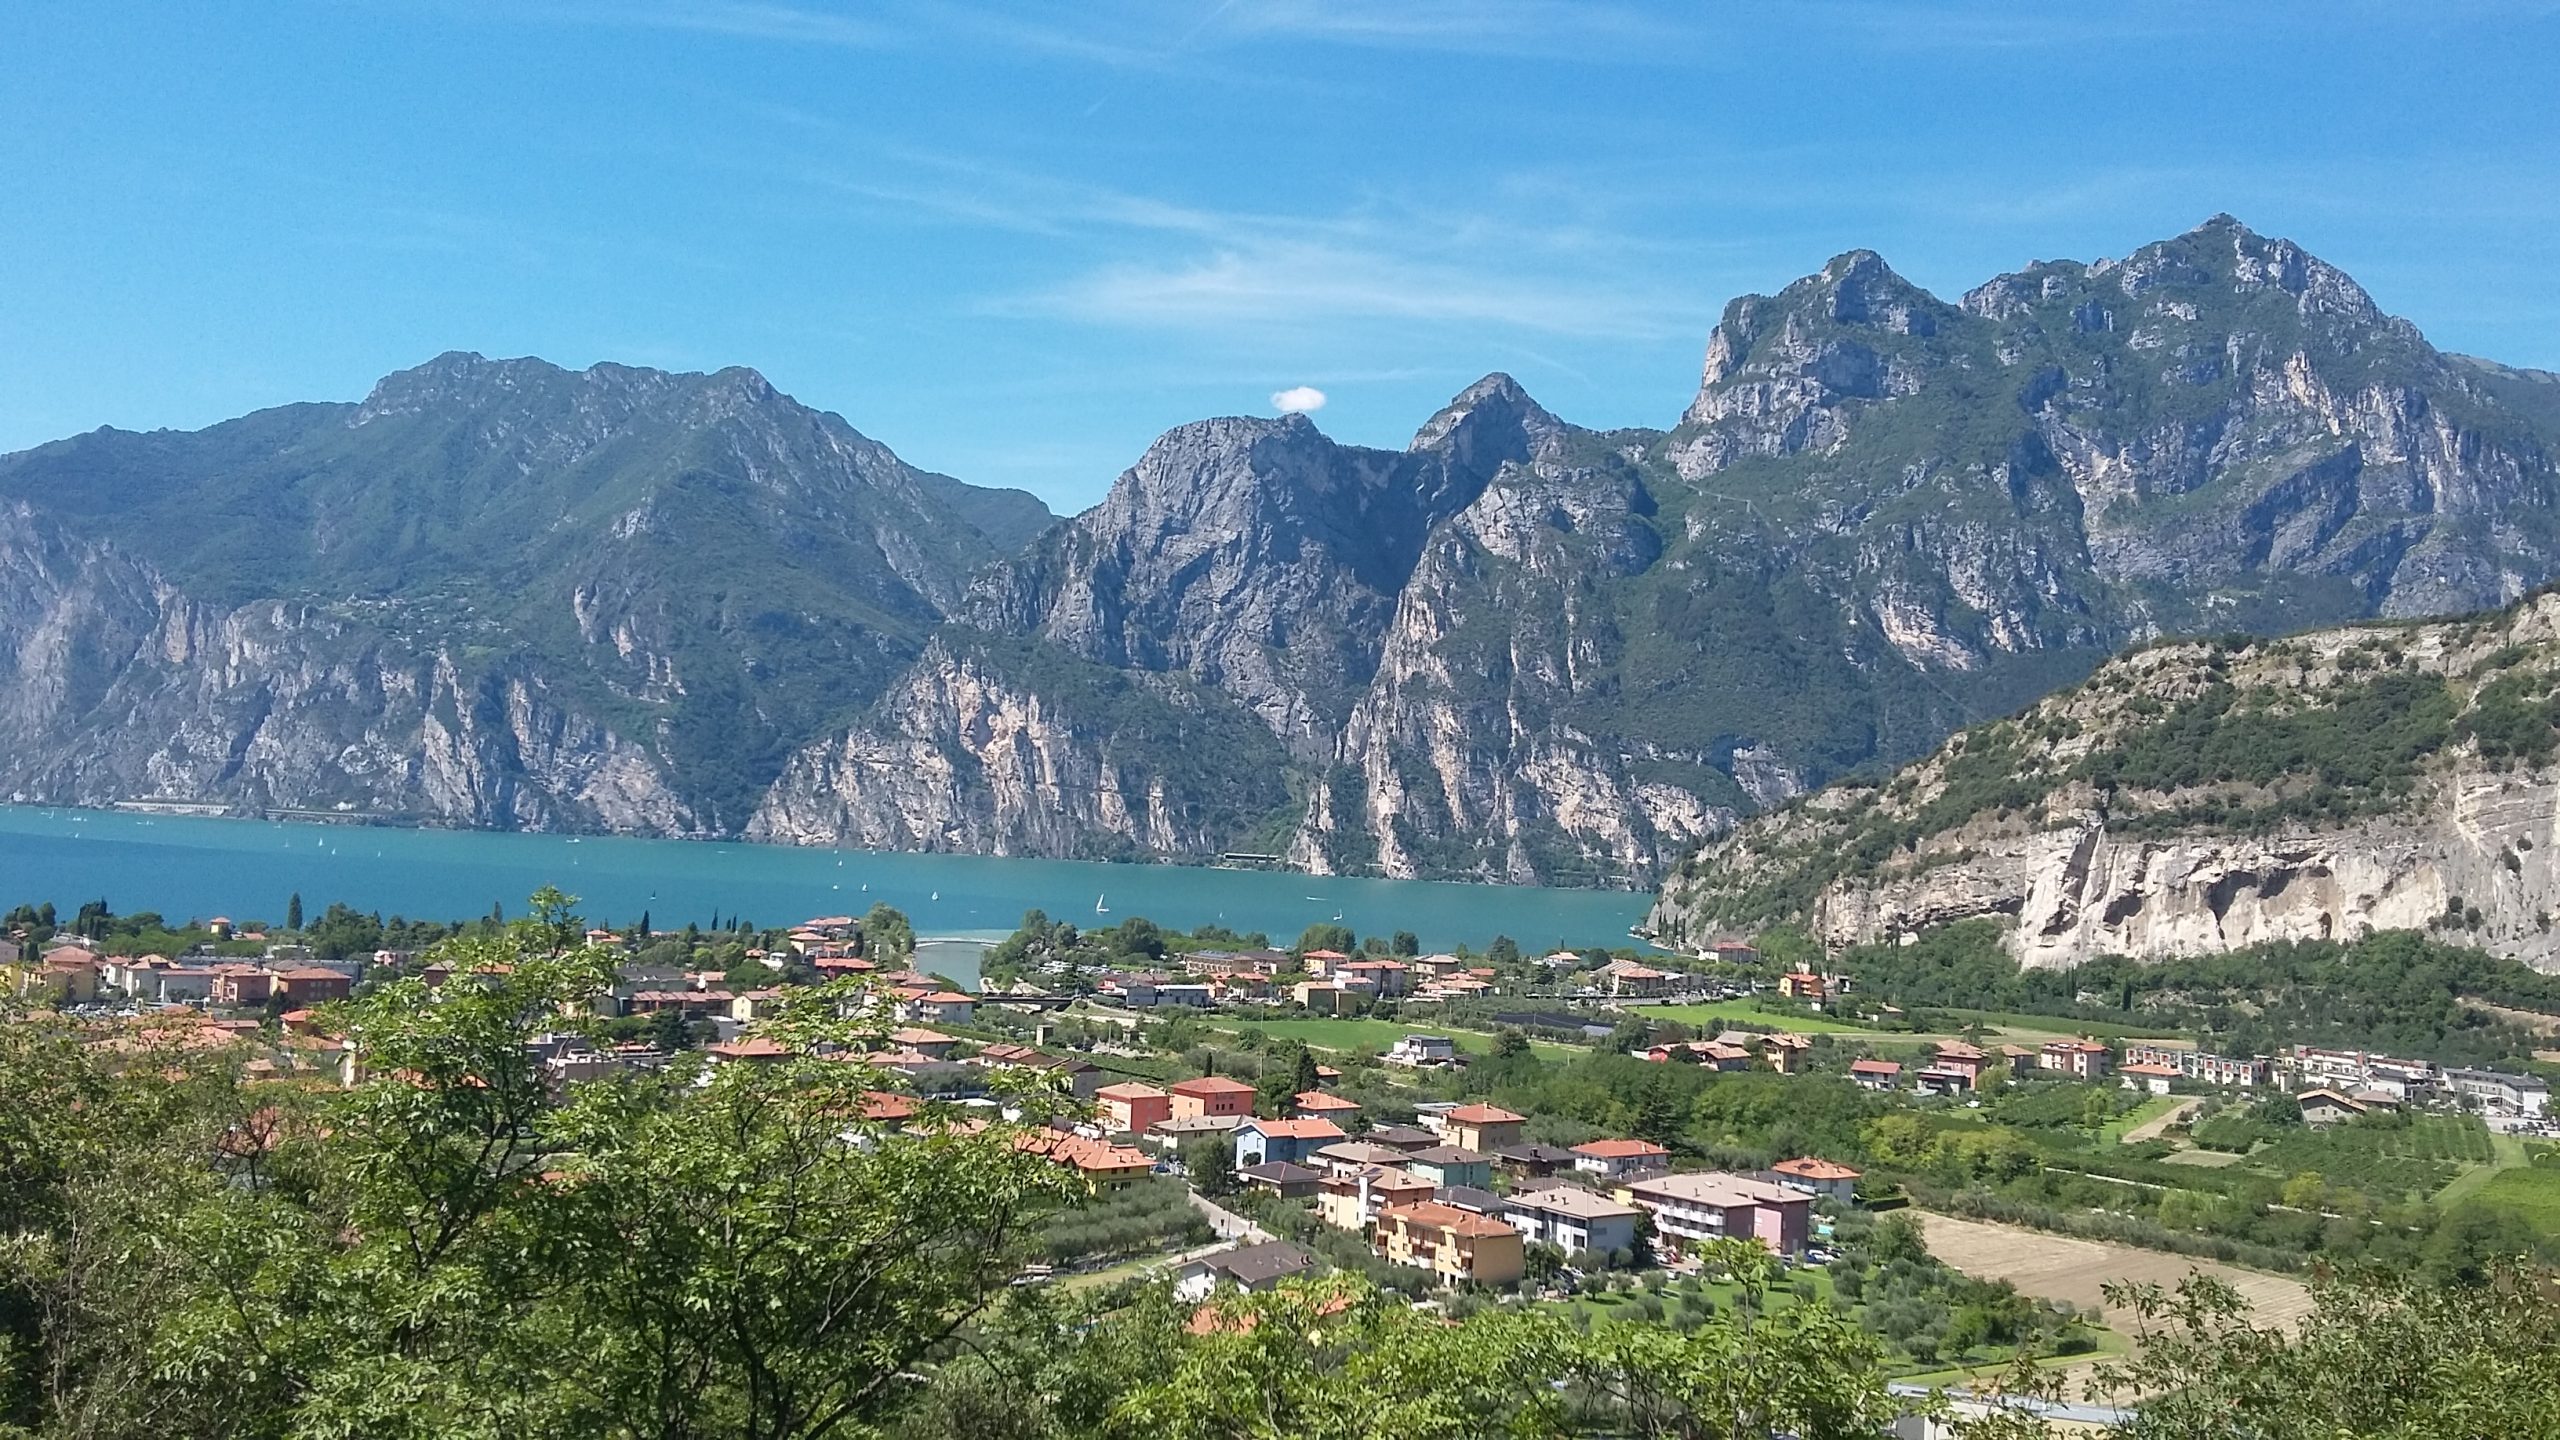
[1696,250,1949,393]
[1104,414,1322,512]
[355,351,671,428]
[2100,214,2386,324]
[1408,372,1565,466]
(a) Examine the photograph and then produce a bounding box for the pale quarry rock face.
[1653,593,2560,974]
[1801,785,2560,972]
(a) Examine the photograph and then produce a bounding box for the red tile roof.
[1293,1091,1361,1111]
[1172,1076,1256,1096]
[705,1036,793,1059]
[1251,1118,1346,1141]
[1573,1139,1670,1159]
[1773,1156,1862,1181]
[1380,1201,1516,1239]
[859,1091,920,1121]
[1014,1130,1154,1175]
[1447,1103,1525,1124]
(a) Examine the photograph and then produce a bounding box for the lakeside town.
[13,891,2557,1429]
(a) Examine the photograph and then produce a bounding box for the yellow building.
[1375,1201,1526,1286]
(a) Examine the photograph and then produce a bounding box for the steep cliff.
[0,503,693,829]
[0,355,1051,832]
[1648,592,2560,973]
[747,631,1292,861]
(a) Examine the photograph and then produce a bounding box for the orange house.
[1443,1103,1527,1153]
[1170,1075,1256,1120]
[1097,1082,1173,1134]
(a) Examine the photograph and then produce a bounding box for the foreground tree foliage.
[2086,1260,2560,1440]
[1,890,1078,1440]
[5,889,2557,1439]
[899,1243,1904,1440]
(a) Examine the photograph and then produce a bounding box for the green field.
[1936,1009,2188,1043]
[2468,1165,2560,1237]
[2245,1115,2496,1200]
[1627,1003,1882,1035]
[1215,1018,1576,1060]
[1555,1266,2121,1385]
[2434,1133,2530,1209]
[2098,1094,2186,1145]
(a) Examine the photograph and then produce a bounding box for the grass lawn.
[1892,1324,2130,1391]
[2457,1157,2560,1237]
[1939,1010,2187,1043]
[1629,1002,1882,1035]
[2434,1133,2530,1209]
[1058,1252,1183,1293]
[2098,1094,2186,1145]
[2160,1148,2247,1168]
[1214,1017,1577,1060]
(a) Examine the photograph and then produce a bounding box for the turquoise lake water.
[0,808,1654,974]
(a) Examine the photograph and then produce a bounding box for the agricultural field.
[1627,1002,1882,1035]
[2468,1165,2560,1238]
[1934,1010,2190,1044]
[2099,1094,2192,1145]
[2160,1148,2246,1168]
[2247,1114,2493,1200]
[1213,1017,1575,1059]
[1915,1212,2315,1332]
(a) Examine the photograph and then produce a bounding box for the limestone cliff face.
[0,354,1050,834]
[1804,780,2560,972]
[1649,594,2560,973]
[0,504,692,831]
[747,636,1285,860]
[1290,393,1734,883]
[967,378,1551,754]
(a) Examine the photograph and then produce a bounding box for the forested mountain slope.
[0,353,1050,832]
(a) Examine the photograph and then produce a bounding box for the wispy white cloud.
[1012,239,1695,338]
[1794,1,2208,51]
[800,149,1711,338]
[513,0,895,49]
[1270,384,1325,413]
[1214,0,1683,57]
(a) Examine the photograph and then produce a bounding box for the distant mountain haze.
[6,217,2559,886]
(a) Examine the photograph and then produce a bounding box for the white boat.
[1096,893,1109,915]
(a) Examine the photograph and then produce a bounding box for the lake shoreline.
[0,805,1652,957]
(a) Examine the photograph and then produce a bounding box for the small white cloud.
[1271,385,1327,414]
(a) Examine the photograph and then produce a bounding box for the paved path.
[1188,1189,1270,1243]
[2121,1097,2204,1146]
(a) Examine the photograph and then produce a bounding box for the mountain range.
[6,215,2559,886]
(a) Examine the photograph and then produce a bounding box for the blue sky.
[4,2,2555,512]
